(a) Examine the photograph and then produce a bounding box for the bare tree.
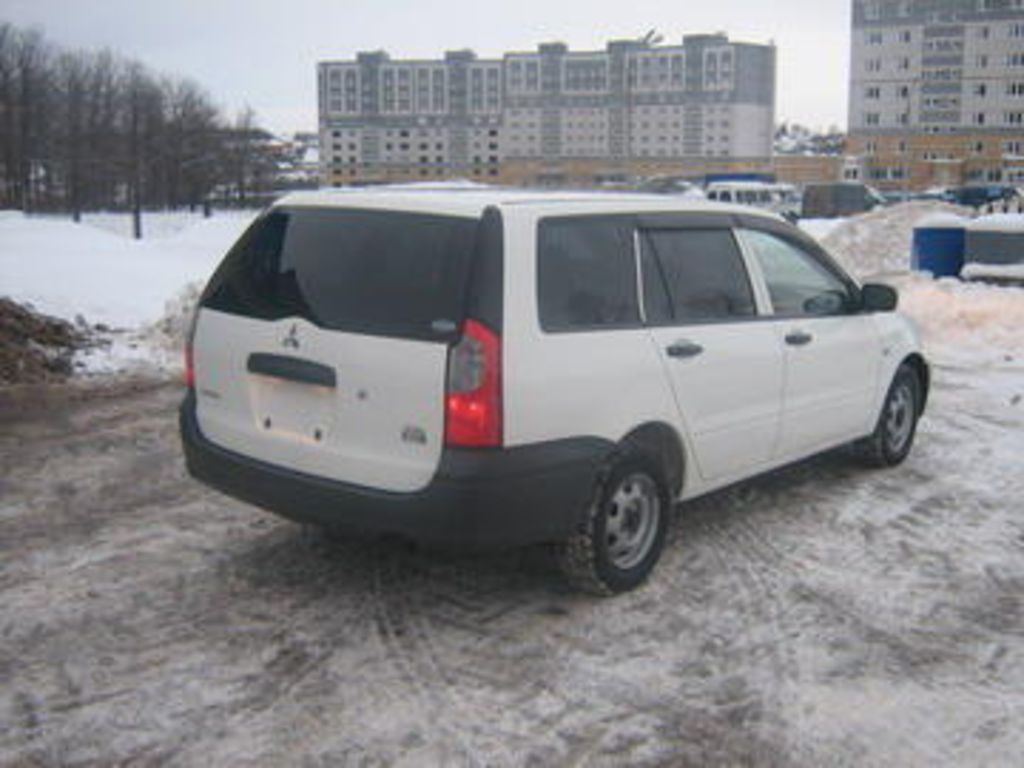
[0,22,274,218]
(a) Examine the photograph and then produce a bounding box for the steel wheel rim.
[885,382,914,454]
[604,473,660,571]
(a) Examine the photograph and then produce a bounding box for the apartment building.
[848,0,1024,190]
[318,35,775,186]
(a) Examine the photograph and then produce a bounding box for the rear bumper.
[179,391,611,551]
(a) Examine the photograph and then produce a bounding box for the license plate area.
[249,376,337,445]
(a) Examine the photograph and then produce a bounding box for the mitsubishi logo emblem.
[282,324,300,349]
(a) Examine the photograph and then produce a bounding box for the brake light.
[445,319,502,447]
[184,304,199,389]
[184,343,195,388]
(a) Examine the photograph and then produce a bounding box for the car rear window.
[201,207,478,341]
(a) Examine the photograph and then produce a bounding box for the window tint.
[537,218,639,331]
[640,229,756,323]
[742,230,854,316]
[201,208,477,341]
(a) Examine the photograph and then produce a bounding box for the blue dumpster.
[912,214,967,278]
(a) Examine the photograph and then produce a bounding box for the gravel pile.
[0,298,91,385]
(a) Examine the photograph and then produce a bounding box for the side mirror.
[860,283,898,313]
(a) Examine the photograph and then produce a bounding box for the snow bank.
[818,202,972,277]
[799,218,846,241]
[897,275,1024,363]
[0,211,254,329]
[961,262,1024,281]
[968,212,1024,232]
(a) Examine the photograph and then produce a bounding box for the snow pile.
[0,212,253,329]
[0,211,254,378]
[969,212,1024,232]
[962,262,1024,281]
[818,202,972,277]
[897,275,1024,363]
[139,280,205,373]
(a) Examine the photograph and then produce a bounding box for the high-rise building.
[317,35,775,186]
[848,0,1024,190]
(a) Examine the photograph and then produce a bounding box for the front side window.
[640,228,756,324]
[537,218,639,332]
[741,229,855,316]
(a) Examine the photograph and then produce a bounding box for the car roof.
[274,185,781,222]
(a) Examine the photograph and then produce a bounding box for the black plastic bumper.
[179,391,612,551]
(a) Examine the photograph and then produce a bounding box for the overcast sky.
[3,0,853,136]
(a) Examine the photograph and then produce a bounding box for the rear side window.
[537,218,639,332]
[640,229,756,323]
[201,208,478,341]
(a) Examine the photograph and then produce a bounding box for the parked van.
[705,182,800,220]
[801,182,887,219]
[181,189,929,594]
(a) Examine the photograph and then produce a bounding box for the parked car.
[180,189,929,594]
[945,184,1021,209]
[705,181,800,221]
[801,182,887,219]
[637,175,706,199]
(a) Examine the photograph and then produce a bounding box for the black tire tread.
[854,363,920,468]
[556,453,668,596]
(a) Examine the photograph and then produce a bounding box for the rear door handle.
[785,331,813,347]
[666,340,704,359]
[247,353,337,388]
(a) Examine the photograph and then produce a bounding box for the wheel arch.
[618,422,686,498]
[901,353,930,416]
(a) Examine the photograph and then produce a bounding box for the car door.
[638,222,785,484]
[737,226,882,459]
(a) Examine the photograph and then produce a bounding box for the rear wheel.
[855,363,921,467]
[558,454,669,595]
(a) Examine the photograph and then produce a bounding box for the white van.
[181,189,928,594]
[706,182,801,221]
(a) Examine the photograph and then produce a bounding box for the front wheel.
[855,364,921,467]
[557,455,669,595]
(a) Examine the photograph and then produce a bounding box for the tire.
[855,363,921,468]
[557,454,670,595]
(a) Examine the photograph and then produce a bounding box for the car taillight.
[184,304,199,389]
[445,319,502,448]
[184,343,195,388]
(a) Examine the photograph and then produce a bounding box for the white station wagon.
[181,189,929,594]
